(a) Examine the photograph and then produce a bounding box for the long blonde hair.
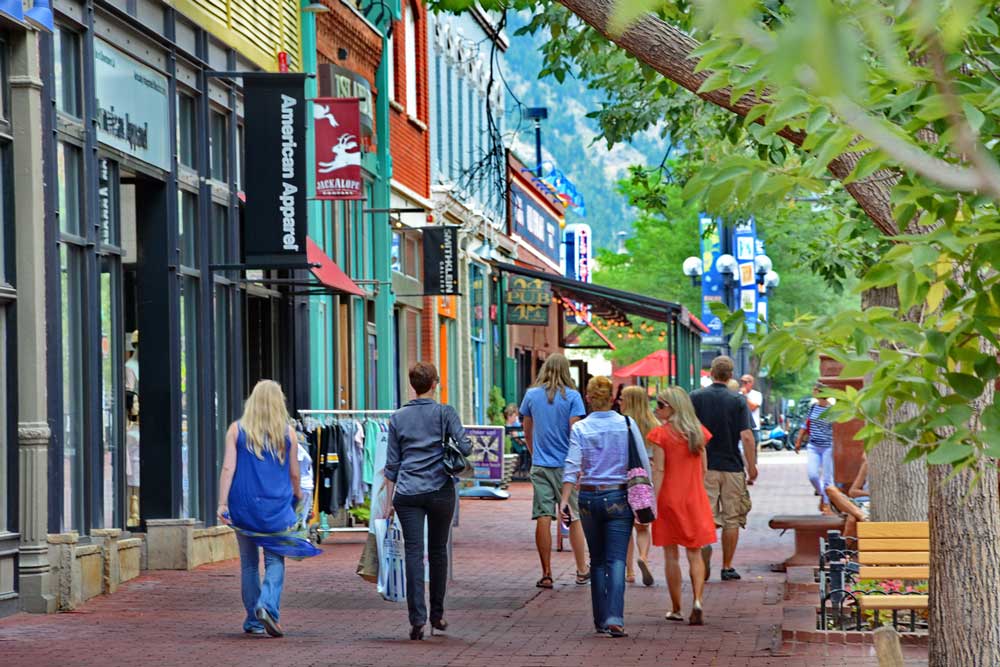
[532,353,576,403]
[657,386,706,455]
[620,386,658,439]
[240,380,291,463]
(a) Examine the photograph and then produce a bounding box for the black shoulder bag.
[440,405,472,478]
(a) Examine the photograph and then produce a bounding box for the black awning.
[494,262,706,332]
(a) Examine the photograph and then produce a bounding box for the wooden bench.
[856,521,929,615]
[769,514,846,571]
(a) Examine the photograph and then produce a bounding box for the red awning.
[613,349,677,378]
[306,237,365,297]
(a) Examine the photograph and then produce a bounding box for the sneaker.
[701,545,713,581]
[255,607,284,637]
[720,568,741,581]
[243,626,265,636]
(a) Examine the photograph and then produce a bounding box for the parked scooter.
[760,424,792,451]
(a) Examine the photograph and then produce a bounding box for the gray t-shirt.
[385,399,471,496]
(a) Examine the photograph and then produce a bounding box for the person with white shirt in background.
[739,375,763,452]
[296,435,314,530]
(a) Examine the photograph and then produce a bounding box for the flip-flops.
[536,575,554,589]
[637,559,654,587]
[575,571,591,585]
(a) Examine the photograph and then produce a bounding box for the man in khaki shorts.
[690,356,757,581]
[519,354,589,589]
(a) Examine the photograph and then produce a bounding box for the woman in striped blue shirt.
[795,383,835,514]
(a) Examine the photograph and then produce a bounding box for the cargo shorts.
[704,469,752,530]
[530,465,580,521]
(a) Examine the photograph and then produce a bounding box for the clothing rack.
[298,409,394,534]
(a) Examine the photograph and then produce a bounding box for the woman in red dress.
[647,386,716,625]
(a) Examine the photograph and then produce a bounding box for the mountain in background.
[503,12,665,252]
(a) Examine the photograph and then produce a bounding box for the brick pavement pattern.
[0,452,927,666]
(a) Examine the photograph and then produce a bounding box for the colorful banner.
[698,215,724,344]
[732,217,759,334]
[464,426,505,482]
[564,223,592,325]
[242,74,308,266]
[422,226,459,296]
[314,97,364,200]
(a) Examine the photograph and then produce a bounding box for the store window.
[405,3,418,117]
[54,27,81,117]
[57,142,83,236]
[180,275,200,518]
[60,243,85,531]
[178,189,198,266]
[213,283,231,474]
[211,203,228,264]
[209,109,228,182]
[177,93,197,169]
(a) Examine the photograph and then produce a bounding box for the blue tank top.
[228,425,297,534]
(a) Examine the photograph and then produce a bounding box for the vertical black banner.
[242,74,308,266]
[422,226,459,295]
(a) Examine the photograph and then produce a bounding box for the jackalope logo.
[315,103,361,173]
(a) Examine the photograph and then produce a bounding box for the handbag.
[440,405,472,478]
[624,416,656,525]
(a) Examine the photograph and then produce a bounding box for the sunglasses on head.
[656,400,670,409]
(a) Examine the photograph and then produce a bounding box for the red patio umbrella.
[613,349,676,378]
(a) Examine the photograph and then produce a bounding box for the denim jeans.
[807,444,835,503]
[578,488,633,629]
[394,480,456,627]
[237,533,285,631]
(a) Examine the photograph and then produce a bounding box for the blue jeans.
[807,444,834,503]
[237,533,285,631]
[578,489,634,629]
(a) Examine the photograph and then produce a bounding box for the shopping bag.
[373,517,407,603]
[356,531,379,583]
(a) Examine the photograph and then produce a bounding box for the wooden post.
[873,625,905,667]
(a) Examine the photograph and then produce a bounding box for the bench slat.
[857,522,929,539]
[857,566,929,580]
[858,538,930,551]
[859,595,928,611]
[858,551,929,565]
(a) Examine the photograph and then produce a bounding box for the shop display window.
[60,244,85,531]
[180,275,200,519]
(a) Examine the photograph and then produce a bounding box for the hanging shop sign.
[314,97,365,200]
[464,425,505,482]
[94,40,170,170]
[242,74,309,266]
[318,63,374,140]
[563,223,592,325]
[506,276,552,305]
[510,180,560,264]
[422,226,459,295]
[508,304,550,325]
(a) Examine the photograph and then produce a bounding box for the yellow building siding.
[172,0,302,72]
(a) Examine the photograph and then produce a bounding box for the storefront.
[44,0,305,542]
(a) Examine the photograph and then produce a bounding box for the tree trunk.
[928,461,1000,665]
[861,286,929,522]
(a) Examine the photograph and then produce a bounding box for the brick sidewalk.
[0,452,927,666]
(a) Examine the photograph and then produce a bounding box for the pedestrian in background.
[561,376,651,638]
[519,353,589,589]
[740,374,763,451]
[217,379,320,638]
[619,386,657,587]
[384,362,471,641]
[690,356,756,582]
[649,387,716,625]
[795,382,836,514]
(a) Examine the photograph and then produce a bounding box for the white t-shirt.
[745,389,763,429]
[297,442,314,492]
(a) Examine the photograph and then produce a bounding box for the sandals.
[637,559,654,587]
[625,572,636,584]
[607,625,628,638]
[536,575,554,589]
[664,611,684,622]
[575,571,591,585]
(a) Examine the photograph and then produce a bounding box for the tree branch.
[554,0,900,236]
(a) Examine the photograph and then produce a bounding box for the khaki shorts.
[530,465,580,521]
[704,470,752,530]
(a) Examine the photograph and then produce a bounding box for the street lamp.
[682,256,703,286]
[715,253,737,288]
[753,254,773,283]
[764,270,780,292]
